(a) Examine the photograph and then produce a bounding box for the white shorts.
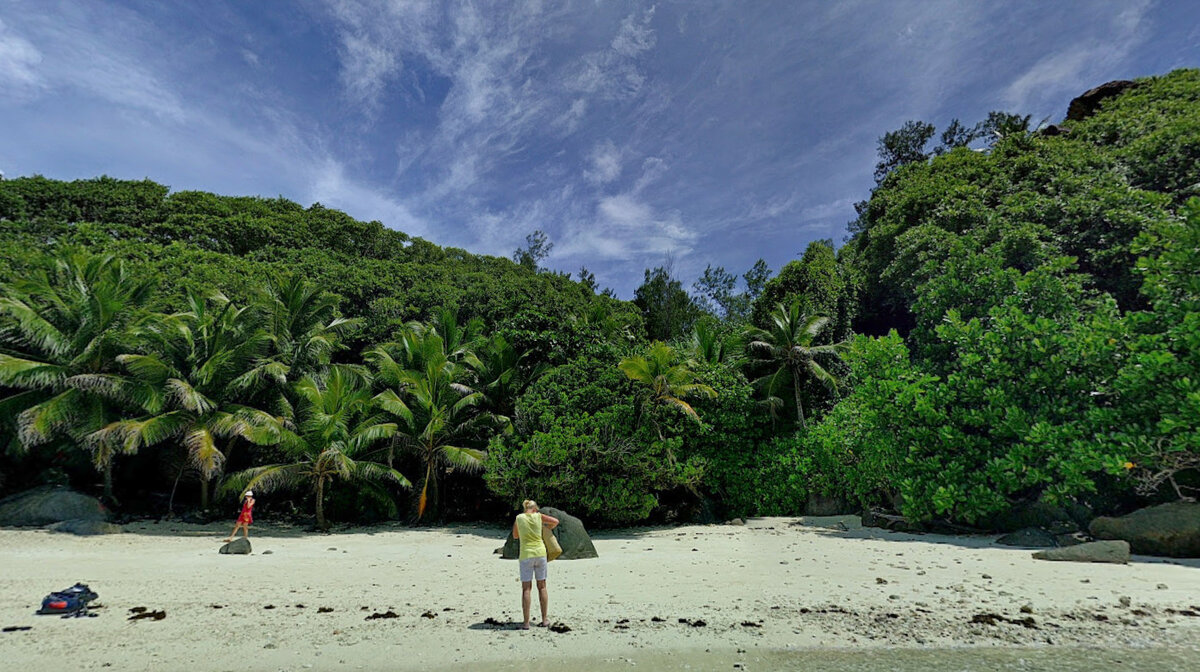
[519,556,548,582]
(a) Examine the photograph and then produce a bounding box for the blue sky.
[1,1,1197,297]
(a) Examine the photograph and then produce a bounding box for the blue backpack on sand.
[37,583,99,617]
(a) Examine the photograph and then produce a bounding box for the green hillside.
[1,69,1197,528]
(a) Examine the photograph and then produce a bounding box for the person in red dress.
[223,490,254,542]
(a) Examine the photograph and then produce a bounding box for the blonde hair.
[522,499,538,512]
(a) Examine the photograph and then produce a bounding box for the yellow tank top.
[516,512,546,560]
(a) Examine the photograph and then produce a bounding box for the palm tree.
[367,329,501,521]
[743,302,846,428]
[619,341,716,440]
[0,250,154,502]
[463,333,545,421]
[415,307,482,363]
[259,275,359,378]
[687,320,741,366]
[85,290,284,507]
[221,366,409,530]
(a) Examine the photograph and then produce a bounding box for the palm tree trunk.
[199,478,209,509]
[791,366,807,428]
[102,460,116,505]
[417,457,440,522]
[426,463,440,522]
[168,463,186,516]
[316,477,327,531]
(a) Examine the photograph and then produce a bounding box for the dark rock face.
[47,519,123,536]
[1090,501,1200,558]
[861,510,923,533]
[219,538,252,555]
[1066,80,1138,121]
[805,494,854,516]
[0,486,108,527]
[995,527,1057,548]
[984,501,1072,533]
[1032,540,1129,564]
[501,507,598,560]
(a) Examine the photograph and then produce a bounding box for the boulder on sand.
[1032,540,1129,564]
[1089,501,1200,558]
[996,527,1057,548]
[501,507,598,560]
[0,486,108,527]
[983,501,1074,533]
[219,538,252,555]
[48,519,124,536]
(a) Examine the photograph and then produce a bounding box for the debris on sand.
[365,610,399,620]
[3,626,33,632]
[549,622,571,633]
[128,610,166,621]
[969,613,1037,629]
[317,607,334,614]
[421,611,436,619]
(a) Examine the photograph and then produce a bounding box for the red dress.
[236,498,254,525]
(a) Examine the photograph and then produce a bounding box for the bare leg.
[537,579,549,626]
[242,524,250,539]
[521,581,533,629]
[223,523,240,542]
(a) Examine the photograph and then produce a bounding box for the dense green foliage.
[3,68,1198,529]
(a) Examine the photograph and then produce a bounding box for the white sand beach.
[2,516,1199,671]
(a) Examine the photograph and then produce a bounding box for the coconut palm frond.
[805,358,841,392]
[0,353,68,389]
[184,426,224,478]
[0,296,69,357]
[662,396,701,421]
[166,378,216,414]
[16,389,82,446]
[373,389,414,426]
[348,461,412,489]
[440,444,487,471]
[801,314,831,341]
[221,463,308,497]
[349,422,398,453]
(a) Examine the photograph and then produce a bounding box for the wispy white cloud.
[0,4,185,120]
[584,140,623,185]
[308,159,428,238]
[0,19,43,99]
[552,97,588,135]
[338,32,399,111]
[611,6,657,58]
[559,191,696,261]
[1003,0,1153,113]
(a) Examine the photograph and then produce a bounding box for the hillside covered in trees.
[1,69,1197,530]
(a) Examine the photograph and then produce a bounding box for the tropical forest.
[2,68,1198,534]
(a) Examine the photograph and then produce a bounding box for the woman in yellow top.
[512,499,559,629]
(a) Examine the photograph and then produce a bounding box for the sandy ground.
[2,516,1199,671]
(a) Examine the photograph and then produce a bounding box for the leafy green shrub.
[484,349,703,525]
[1101,198,1200,500]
